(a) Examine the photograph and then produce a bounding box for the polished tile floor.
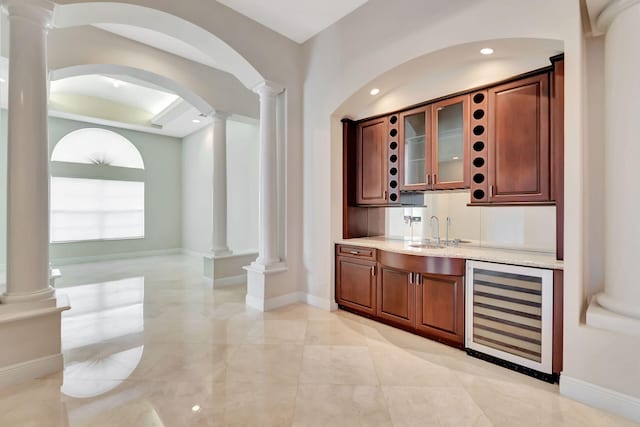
[0,255,636,427]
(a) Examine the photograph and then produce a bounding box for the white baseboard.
[213,274,246,288]
[245,291,337,312]
[300,292,338,311]
[181,248,209,258]
[0,353,63,388]
[52,248,182,266]
[560,375,640,423]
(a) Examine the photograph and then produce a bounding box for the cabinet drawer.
[337,245,376,260]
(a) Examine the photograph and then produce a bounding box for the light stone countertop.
[336,236,563,270]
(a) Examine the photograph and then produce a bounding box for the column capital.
[2,0,55,28]
[252,80,285,98]
[211,110,231,121]
[597,0,640,32]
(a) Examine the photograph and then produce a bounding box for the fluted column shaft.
[211,112,231,256]
[253,82,283,266]
[2,0,55,303]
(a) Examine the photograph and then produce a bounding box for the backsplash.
[385,191,556,253]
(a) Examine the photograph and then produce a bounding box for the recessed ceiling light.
[480,48,494,55]
[452,156,460,160]
[370,88,380,96]
[192,405,200,413]
[192,119,201,124]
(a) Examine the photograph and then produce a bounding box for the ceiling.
[50,74,179,116]
[94,1,370,49]
[216,0,369,43]
[48,73,212,138]
[0,58,215,138]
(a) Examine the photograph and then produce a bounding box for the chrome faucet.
[430,215,440,245]
[446,216,451,247]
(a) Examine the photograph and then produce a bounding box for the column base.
[243,261,291,311]
[0,293,70,388]
[0,285,55,304]
[586,294,640,337]
[244,260,287,274]
[204,252,257,288]
[595,292,640,319]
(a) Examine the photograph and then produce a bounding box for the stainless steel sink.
[408,243,445,249]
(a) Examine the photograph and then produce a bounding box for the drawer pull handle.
[370,265,376,276]
[349,250,360,255]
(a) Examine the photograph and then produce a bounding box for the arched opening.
[27,6,265,396]
[328,37,564,305]
[52,2,265,90]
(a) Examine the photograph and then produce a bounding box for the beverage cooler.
[465,260,554,376]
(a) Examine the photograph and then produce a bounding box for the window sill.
[51,237,145,244]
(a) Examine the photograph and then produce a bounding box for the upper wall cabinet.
[356,117,388,205]
[356,115,401,205]
[487,74,550,203]
[399,105,431,191]
[347,57,562,210]
[432,94,470,190]
[399,95,469,191]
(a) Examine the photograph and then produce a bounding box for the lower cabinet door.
[377,266,415,328]
[416,274,464,345]
[336,256,376,315]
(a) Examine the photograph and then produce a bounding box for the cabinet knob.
[349,250,359,255]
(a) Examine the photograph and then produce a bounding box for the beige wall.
[302,0,640,407]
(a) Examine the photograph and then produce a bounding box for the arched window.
[51,128,145,169]
[50,128,145,243]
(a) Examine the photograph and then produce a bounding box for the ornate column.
[0,0,69,389]
[211,111,231,256]
[252,81,284,269]
[587,0,640,333]
[244,81,286,311]
[1,0,55,303]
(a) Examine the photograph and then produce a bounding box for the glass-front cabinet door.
[431,94,469,189]
[399,105,431,191]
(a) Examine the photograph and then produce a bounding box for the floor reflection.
[59,277,146,400]
[0,255,636,427]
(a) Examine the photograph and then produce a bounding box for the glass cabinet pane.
[403,112,426,186]
[436,102,464,183]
